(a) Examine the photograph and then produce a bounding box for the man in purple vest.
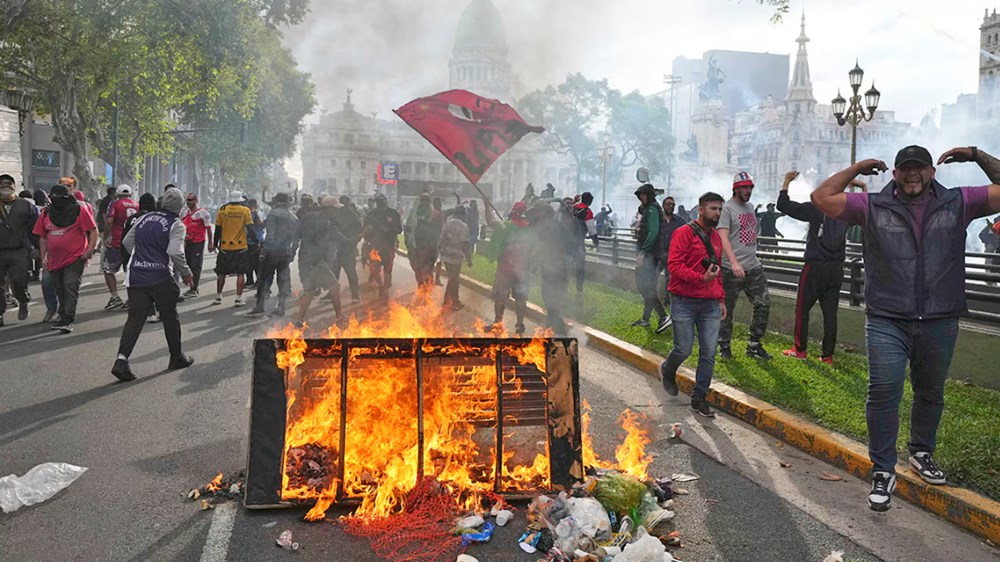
[111,187,194,381]
[812,145,1000,512]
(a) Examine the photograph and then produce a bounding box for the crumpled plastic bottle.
[0,462,88,513]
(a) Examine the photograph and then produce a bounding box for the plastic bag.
[0,462,88,513]
[594,473,646,514]
[613,529,666,562]
[565,497,611,540]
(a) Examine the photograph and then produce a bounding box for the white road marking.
[199,502,237,562]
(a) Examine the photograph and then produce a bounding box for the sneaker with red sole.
[782,348,807,359]
[820,356,834,365]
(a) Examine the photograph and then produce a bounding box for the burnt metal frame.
[245,338,582,508]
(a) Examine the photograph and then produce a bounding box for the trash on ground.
[0,462,88,514]
[262,521,278,528]
[186,471,245,508]
[459,522,495,547]
[456,555,479,562]
[275,529,300,551]
[670,473,699,482]
[495,509,513,526]
[779,461,791,468]
[819,472,843,482]
[456,514,484,529]
[668,423,682,439]
[822,550,845,562]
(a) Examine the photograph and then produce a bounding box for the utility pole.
[599,132,612,207]
[111,91,120,188]
[663,74,682,197]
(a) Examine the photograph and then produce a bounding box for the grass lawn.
[458,253,1000,502]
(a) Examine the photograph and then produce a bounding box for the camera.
[701,255,719,270]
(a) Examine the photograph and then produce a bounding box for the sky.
[281,0,993,177]
[285,0,992,122]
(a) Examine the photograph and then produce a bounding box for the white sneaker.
[234,298,247,307]
[212,295,222,305]
[868,471,897,512]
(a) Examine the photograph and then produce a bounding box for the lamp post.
[663,74,682,196]
[1,88,36,137]
[599,131,612,207]
[831,60,881,165]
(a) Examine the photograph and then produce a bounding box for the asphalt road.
[1,254,996,561]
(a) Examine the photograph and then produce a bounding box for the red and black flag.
[393,90,545,185]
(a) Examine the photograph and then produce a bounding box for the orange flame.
[582,401,652,480]
[205,472,224,492]
[369,249,381,263]
[268,289,552,521]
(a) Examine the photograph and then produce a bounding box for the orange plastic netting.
[341,477,463,562]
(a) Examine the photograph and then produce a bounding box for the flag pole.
[469,180,505,223]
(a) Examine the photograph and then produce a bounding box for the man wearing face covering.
[32,184,99,332]
[0,174,38,326]
[111,188,194,381]
[813,145,1000,513]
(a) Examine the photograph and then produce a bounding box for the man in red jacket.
[659,192,727,418]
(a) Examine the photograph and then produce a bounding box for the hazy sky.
[285,0,991,126]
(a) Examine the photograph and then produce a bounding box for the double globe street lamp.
[831,61,881,165]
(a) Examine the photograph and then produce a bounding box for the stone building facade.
[730,15,909,194]
[0,108,22,185]
[301,0,576,208]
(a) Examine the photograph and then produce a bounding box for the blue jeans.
[41,269,58,311]
[865,315,958,473]
[663,294,722,400]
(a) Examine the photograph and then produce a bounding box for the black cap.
[894,145,933,168]
[635,183,656,197]
[0,173,15,184]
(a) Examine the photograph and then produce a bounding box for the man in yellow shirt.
[212,191,258,306]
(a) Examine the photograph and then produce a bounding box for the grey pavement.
[0,254,996,561]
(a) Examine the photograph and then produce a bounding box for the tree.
[178,31,316,199]
[519,74,673,194]
[0,0,311,193]
[751,0,790,22]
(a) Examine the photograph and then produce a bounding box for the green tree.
[0,0,310,194]
[519,73,673,194]
[178,31,315,200]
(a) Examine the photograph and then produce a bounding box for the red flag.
[393,90,544,185]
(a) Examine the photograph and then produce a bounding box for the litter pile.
[450,467,682,562]
[185,470,245,510]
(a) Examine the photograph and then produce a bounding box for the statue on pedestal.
[698,57,726,103]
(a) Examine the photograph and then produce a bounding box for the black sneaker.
[112,359,136,381]
[659,360,678,396]
[655,315,673,334]
[909,452,946,485]
[105,295,124,310]
[719,344,732,360]
[745,342,772,360]
[17,301,28,321]
[690,398,716,418]
[268,307,285,318]
[168,353,195,370]
[514,323,526,336]
[246,307,266,317]
[58,323,74,334]
[868,471,897,512]
[631,319,651,328]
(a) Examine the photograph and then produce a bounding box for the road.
[1,254,996,561]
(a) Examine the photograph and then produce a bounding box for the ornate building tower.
[448,0,512,100]
[784,12,817,117]
[980,9,1000,120]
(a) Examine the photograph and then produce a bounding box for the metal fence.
[588,227,1000,326]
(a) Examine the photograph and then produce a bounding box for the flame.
[369,249,381,263]
[582,401,652,480]
[205,472,224,492]
[268,289,552,520]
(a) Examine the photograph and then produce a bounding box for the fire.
[205,472,224,492]
[268,289,553,521]
[582,400,652,481]
[369,248,381,263]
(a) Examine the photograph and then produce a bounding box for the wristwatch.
[971,146,979,161]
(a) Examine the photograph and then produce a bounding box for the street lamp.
[1,88,36,137]
[663,74,682,196]
[599,131,612,207]
[831,60,880,165]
